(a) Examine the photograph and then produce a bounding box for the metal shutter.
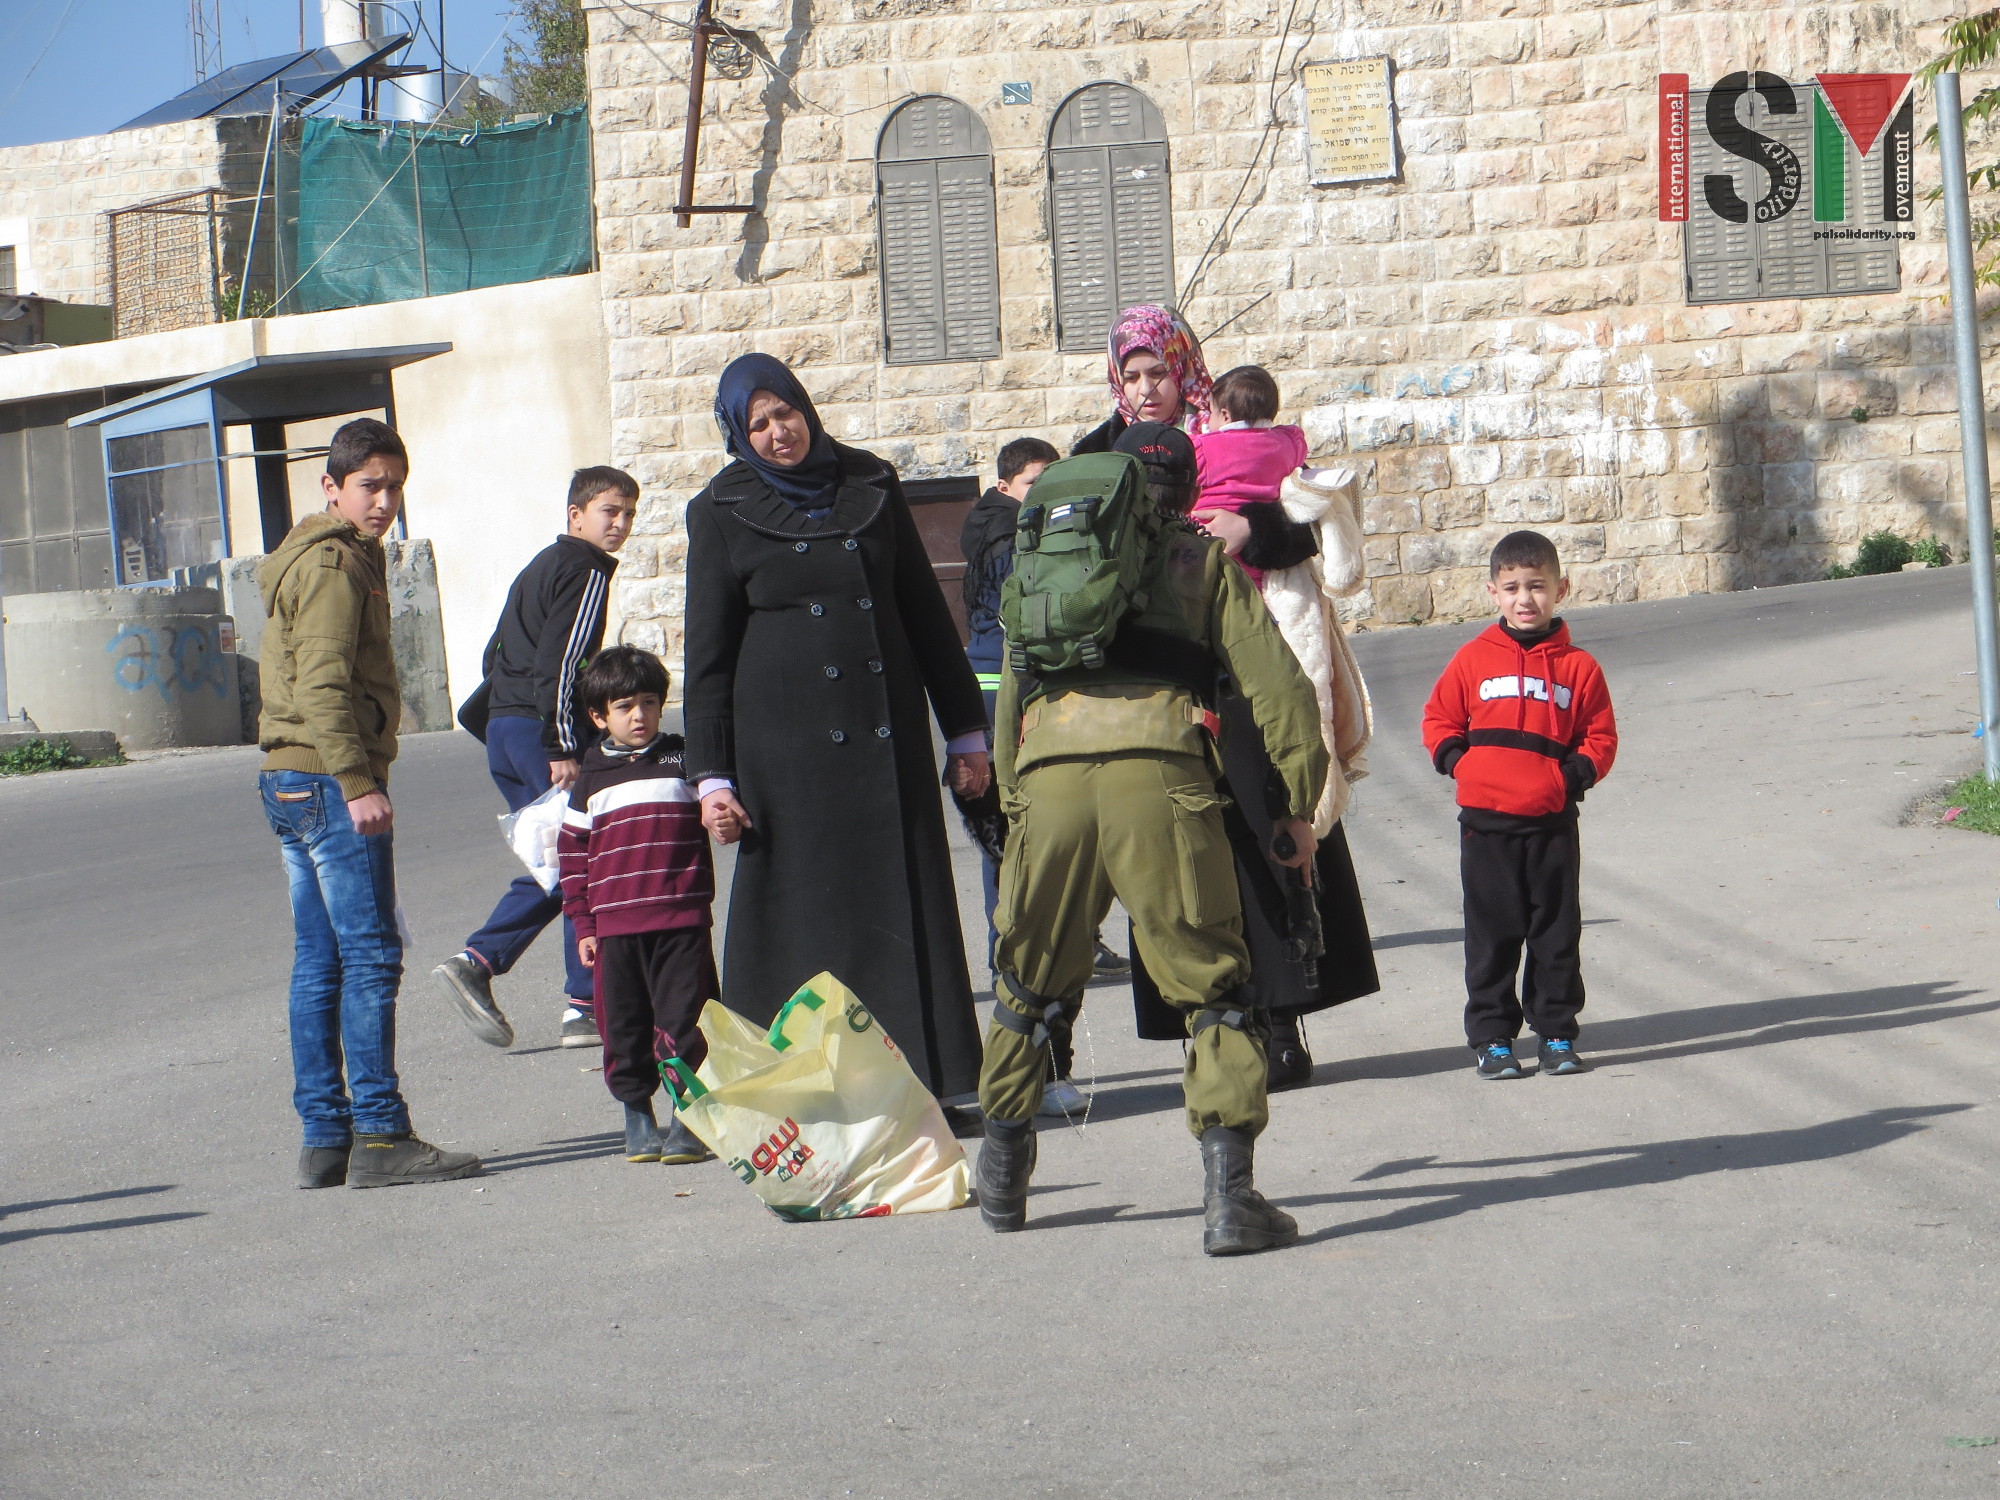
[935,154,1001,360]
[877,95,1000,366]
[1051,147,1116,351]
[879,160,946,365]
[1685,85,1899,304]
[1049,84,1174,351]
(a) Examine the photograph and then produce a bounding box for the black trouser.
[593,927,717,1108]
[1460,816,1584,1048]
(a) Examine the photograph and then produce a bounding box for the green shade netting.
[279,106,591,312]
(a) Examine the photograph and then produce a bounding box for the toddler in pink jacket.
[1190,365,1310,586]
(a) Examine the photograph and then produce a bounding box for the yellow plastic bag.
[662,973,970,1221]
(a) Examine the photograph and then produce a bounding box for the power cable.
[0,0,88,122]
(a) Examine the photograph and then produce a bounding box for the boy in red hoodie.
[1421,531,1617,1078]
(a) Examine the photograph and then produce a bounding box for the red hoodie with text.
[1421,620,1617,821]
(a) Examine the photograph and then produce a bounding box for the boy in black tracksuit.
[1421,530,1618,1079]
[432,467,637,1051]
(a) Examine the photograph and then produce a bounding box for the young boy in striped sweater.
[557,646,718,1164]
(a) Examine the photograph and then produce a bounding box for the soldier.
[977,425,1328,1255]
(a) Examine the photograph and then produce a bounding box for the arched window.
[1047,83,1174,352]
[876,96,1000,365]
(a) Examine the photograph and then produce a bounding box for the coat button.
[810,603,825,616]
[829,730,847,744]
[824,665,840,679]
[867,659,883,673]
[843,538,859,551]
[875,726,892,739]
[857,597,873,610]
[794,541,809,553]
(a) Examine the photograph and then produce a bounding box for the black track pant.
[1460,816,1584,1048]
[592,927,717,1108]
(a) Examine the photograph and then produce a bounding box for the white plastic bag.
[663,972,971,1221]
[498,783,569,893]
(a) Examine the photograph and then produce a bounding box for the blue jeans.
[464,714,591,1001]
[260,770,410,1147]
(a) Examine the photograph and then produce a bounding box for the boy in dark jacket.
[557,647,717,1164]
[433,467,637,1051]
[1421,530,1618,1079]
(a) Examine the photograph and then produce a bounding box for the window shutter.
[877,96,1000,366]
[1051,147,1115,351]
[1755,98,1823,298]
[935,154,1001,359]
[1683,89,1758,303]
[879,160,946,365]
[1110,143,1174,313]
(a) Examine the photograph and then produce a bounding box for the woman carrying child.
[1081,306,1380,1088]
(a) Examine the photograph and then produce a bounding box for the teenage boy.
[557,646,717,1165]
[433,467,637,1050]
[258,417,481,1189]
[1421,530,1618,1079]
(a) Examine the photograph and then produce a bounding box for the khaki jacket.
[257,512,400,799]
[995,524,1328,822]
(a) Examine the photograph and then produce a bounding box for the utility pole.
[189,0,223,82]
[1936,72,2000,782]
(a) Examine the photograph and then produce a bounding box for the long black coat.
[682,446,989,1100]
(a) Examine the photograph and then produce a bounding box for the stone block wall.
[0,117,268,314]
[585,0,1993,663]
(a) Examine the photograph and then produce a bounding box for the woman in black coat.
[683,354,992,1105]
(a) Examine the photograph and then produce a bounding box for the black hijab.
[713,353,844,514]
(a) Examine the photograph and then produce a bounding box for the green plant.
[1942,772,2000,835]
[0,736,117,776]
[1825,530,1915,579]
[1911,535,1954,567]
[219,282,274,321]
[500,0,587,117]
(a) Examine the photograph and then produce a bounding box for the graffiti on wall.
[105,623,230,702]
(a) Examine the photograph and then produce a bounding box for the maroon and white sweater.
[557,734,714,941]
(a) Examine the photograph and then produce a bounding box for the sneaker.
[1091,938,1131,978]
[658,1114,714,1164]
[560,1005,601,1049]
[1473,1042,1522,1080]
[1539,1038,1587,1075]
[1036,1077,1091,1118]
[347,1133,482,1188]
[432,954,513,1048]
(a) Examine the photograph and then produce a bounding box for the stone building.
[583,0,1981,663]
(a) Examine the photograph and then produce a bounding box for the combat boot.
[1199,1126,1298,1256]
[977,1117,1037,1232]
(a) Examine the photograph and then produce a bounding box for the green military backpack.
[998,451,1162,675]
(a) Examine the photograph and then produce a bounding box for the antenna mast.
[189,0,223,82]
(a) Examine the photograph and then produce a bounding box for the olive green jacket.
[995,525,1328,821]
[257,512,400,800]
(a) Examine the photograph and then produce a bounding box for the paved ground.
[6,567,2000,1498]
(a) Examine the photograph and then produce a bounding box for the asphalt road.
[6,566,2000,1499]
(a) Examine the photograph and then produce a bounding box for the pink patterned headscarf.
[1108,304,1213,436]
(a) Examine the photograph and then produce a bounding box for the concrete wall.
[0,116,267,310]
[585,0,1998,648]
[0,273,613,715]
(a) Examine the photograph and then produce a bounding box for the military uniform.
[979,520,1328,1151]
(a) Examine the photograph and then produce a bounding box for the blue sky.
[0,0,523,148]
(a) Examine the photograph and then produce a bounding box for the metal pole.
[234,91,280,318]
[675,0,713,229]
[1936,72,2000,781]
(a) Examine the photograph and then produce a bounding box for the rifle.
[1268,827,1324,990]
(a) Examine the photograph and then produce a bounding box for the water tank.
[2,587,242,750]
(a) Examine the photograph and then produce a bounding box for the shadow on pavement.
[1292,1103,1970,1243]
[0,1183,203,1247]
[1335,979,1988,1083]
[1373,918,1611,952]
[478,1132,628,1174]
[1,1183,177,1219]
